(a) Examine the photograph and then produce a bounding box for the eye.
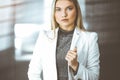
[67,7,73,11]
[55,8,61,11]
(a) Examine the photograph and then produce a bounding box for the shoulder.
[82,31,98,45]
[37,27,56,41]
[37,23,52,34]
[82,31,98,39]
[77,30,98,43]
[37,25,51,36]
[75,27,98,39]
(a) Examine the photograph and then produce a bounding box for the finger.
[67,52,76,59]
[65,51,74,60]
[65,53,77,66]
[65,55,73,65]
[65,51,76,61]
[66,54,74,60]
[68,50,77,57]
[73,47,77,52]
[66,51,75,59]
[65,55,71,62]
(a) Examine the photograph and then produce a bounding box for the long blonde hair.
[51,0,85,31]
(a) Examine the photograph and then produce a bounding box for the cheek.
[55,13,61,22]
[69,11,77,21]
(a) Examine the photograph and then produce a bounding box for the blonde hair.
[51,0,85,31]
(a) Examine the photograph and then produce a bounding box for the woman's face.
[55,0,77,31]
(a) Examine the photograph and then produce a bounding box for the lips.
[61,19,68,21]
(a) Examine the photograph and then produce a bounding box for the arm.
[74,32,100,80]
[28,31,43,80]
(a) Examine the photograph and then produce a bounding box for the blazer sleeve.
[74,32,100,80]
[27,30,43,80]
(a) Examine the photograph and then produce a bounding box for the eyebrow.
[55,5,74,8]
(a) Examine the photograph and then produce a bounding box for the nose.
[61,10,67,17]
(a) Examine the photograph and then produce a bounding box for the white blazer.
[28,27,100,80]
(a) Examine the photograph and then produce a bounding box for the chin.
[61,23,70,26]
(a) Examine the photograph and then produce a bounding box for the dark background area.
[0,0,120,80]
[86,0,120,80]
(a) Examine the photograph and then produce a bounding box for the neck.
[59,24,75,32]
[59,27,74,33]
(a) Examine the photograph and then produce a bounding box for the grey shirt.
[56,28,74,80]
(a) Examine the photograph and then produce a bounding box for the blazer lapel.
[70,27,81,50]
[68,27,82,80]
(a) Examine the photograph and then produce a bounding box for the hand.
[65,48,79,71]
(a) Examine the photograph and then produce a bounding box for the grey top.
[56,28,74,80]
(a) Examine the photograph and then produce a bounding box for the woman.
[28,0,100,80]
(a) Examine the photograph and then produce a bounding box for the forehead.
[55,0,74,7]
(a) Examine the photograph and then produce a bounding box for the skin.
[55,0,77,31]
[66,48,78,72]
[55,0,79,72]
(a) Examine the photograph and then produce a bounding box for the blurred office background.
[0,0,120,80]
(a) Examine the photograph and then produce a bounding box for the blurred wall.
[85,0,120,80]
[0,0,43,80]
[0,1,15,79]
[0,0,14,51]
